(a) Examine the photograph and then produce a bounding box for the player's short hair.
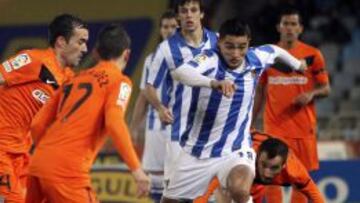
[278,7,302,24]
[160,10,177,26]
[219,18,251,39]
[258,138,289,163]
[96,24,131,60]
[175,0,204,13]
[48,14,88,47]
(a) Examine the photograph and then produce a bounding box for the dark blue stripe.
[144,64,149,85]
[153,60,167,88]
[168,37,183,67]
[208,31,218,48]
[257,45,274,53]
[171,84,184,141]
[210,76,245,157]
[232,73,258,151]
[148,107,155,130]
[188,61,198,68]
[246,49,262,68]
[180,87,201,147]
[191,68,225,157]
[161,72,173,106]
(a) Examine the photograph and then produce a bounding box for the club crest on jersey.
[32,89,50,104]
[8,54,31,71]
[194,54,207,65]
[117,82,131,108]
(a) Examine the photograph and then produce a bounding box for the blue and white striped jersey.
[147,28,218,141]
[178,45,282,158]
[139,53,166,131]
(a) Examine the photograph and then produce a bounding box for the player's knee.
[227,165,254,203]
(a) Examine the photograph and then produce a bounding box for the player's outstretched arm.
[105,107,150,197]
[270,45,306,72]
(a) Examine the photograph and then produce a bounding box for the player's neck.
[54,50,67,68]
[279,39,298,50]
[181,27,204,48]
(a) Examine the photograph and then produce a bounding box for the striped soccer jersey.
[178,45,282,158]
[147,28,218,141]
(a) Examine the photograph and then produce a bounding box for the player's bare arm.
[144,84,173,124]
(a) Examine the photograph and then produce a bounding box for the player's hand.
[132,168,151,198]
[297,59,307,73]
[293,91,314,106]
[158,105,174,124]
[210,80,236,98]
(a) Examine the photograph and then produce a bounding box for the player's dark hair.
[258,138,289,163]
[96,24,131,60]
[48,14,88,47]
[160,10,177,26]
[278,7,302,24]
[219,18,251,39]
[175,0,204,13]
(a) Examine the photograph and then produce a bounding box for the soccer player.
[196,131,325,203]
[130,10,178,202]
[26,24,149,203]
[252,7,331,203]
[144,0,218,189]
[164,18,306,203]
[0,14,88,202]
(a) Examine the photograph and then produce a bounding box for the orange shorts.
[0,151,29,203]
[26,176,98,203]
[285,137,319,171]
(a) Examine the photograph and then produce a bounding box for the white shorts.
[163,148,256,200]
[164,140,182,181]
[142,129,167,171]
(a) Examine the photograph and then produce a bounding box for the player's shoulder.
[298,41,321,54]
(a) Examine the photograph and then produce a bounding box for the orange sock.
[194,178,220,203]
[291,187,307,203]
[265,185,283,203]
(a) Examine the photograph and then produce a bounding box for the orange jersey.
[0,48,73,153]
[29,60,140,186]
[259,41,329,138]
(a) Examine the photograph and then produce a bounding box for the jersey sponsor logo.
[268,76,308,85]
[32,89,50,104]
[117,82,131,108]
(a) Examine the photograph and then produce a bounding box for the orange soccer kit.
[0,48,73,202]
[259,41,329,171]
[259,41,329,203]
[26,60,141,203]
[195,131,324,203]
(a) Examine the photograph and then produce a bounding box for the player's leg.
[290,137,319,203]
[162,150,217,203]
[0,152,25,203]
[217,148,256,203]
[142,129,167,203]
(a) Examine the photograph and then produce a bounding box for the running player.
[0,14,88,202]
[26,24,149,203]
[165,18,306,203]
[252,7,330,203]
[130,10,178,202]
[144,0,218,190]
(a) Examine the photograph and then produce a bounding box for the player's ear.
[276,23,281,33]
[56,36,67,49]
[123,49,131,63]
